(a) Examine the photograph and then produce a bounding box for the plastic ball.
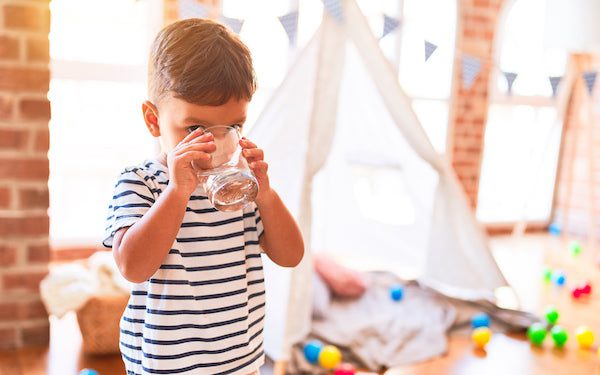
[334,363,356,375]
[319,345,342,369]
[390,284,404,301]
[582,283,592,294]
[568,240,583,256]
[575,326,594,349]
[548,223,561,236]
[303,340,324,364]
[79,370,99,375]
[527,323,547,346]
[472,327,492,348]
[545,307,560,325]
[571,287,583,299]
[552,271,566,286]
[551,326,568,348]
[542,267,553,283]
[471,313,491,329]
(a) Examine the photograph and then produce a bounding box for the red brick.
[21,322,50,347]
[0,94,15,119]
[0,244,17,266]
[0,327,18,349]
[0,299,47,321]
[18,187,49,209]
[2,270,48,292]
[0,186,10,208]
[27,243,49,263]
[0,157,49,181]
[25,36,49,62]
[3,4,50,32]
[0,129,29,150]
[34,128,49,152]
[19,98,50,120]
[0,67,49,92]
[0,35,20,60]
[0,215,49,237]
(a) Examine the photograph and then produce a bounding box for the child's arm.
[241,138,304,267]
[113,129,215,283]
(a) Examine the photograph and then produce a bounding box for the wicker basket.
[76,293,129,354]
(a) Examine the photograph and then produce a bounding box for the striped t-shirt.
[103,159,266,375]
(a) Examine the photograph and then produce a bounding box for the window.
[49,0,162,247]
[477,0,567,224]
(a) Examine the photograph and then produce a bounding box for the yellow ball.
[472,327,492,348]
[318,345,342,369]
[575,326,595,349]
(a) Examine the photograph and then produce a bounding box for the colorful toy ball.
[552,271,566,286]
[542,267,553,283]
[551,326,568,348]
[390,284,404,301]
[568,240,583,256]
[545,307,560,325]
[319,345,342,369]
[571,287,583,299]
[303,340,324,364]
[575,326,595,349]
[548,223,561,236]
[527,323,547,346]
[471,327,492,349]
[582,282,592,294]
[334,363,356,375]
[471,313,491,329]
[78,370,99,375]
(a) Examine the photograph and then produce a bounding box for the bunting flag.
[424,40,437,62]
[322,0,344,23]
[178,0,208,19]
[221,16,244,34]
[381,14,401,39]
[503,72,518,95]
[278,11,299,46]
[583,71,597,96]
[462,55,481,89]
[548,76,562,97]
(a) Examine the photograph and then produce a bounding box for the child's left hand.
[240,137,272,203]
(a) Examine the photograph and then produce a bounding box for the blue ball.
[548,223,561,236]
[390,284,404,301]
[79,370,99,375]
[553,271,566,286]
[471,313,491,329]
[303,340,323,364]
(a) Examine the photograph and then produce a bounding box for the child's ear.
[142,101,160,137]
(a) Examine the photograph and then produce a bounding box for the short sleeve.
[102,168,155,248]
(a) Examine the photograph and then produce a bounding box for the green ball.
[551,325,568,348]
[569,241,582,256]
[545,307,559,325]
[542,267,553,283]
[527,323,547,346]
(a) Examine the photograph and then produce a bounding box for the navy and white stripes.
[103,159,265,375]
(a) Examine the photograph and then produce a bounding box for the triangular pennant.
[548,76,562,97]
[178,0,209,19]
[462,55,481,89]
[424,40,437,62]
[278,11,299,46]
[503,72,518,95]
[221,16,244,34]
[321,0,344,23]
[381,14,401,39]
[583,71,597,95]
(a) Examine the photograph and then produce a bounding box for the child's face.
[143,94,248,154]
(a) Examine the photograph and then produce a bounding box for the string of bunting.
[178,0,598,97]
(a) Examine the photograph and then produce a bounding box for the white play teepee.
[249,0,509,363]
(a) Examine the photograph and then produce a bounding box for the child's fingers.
[180,127,207,144]
[242,148,264,161]
[249,160,268,174]
[240,138,257,149]
[187,132,214,144]
[178,150,212,163]
[176,141,216,155]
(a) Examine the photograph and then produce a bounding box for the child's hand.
[240,137,272,203]
[166,128,216,198]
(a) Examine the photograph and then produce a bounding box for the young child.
[102,18,304,375]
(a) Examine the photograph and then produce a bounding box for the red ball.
[334,363,356,375]
[582,283,592,294]
[572,288,582,299]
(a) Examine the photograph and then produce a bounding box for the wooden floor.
[1,234,600,375]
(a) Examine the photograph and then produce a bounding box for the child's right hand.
[166,128,216,198]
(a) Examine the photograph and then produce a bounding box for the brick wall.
[448,0,505,208]
[553,54,600,239]
[0,1,51,349]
